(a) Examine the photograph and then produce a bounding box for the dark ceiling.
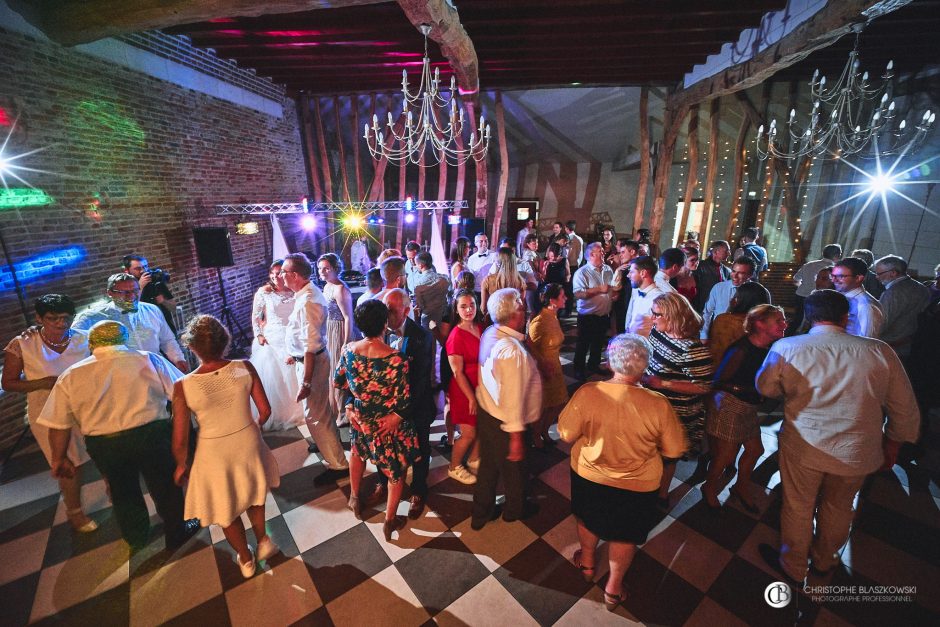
[165,0,791,95]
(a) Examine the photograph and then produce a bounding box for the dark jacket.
[692,258,731,313]
[399,317,436,427]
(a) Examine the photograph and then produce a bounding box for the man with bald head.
[38,321,196,551]
[368,288,436,518]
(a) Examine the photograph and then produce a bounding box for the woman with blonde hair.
[173,315,280,578]
[640,292,714,507]
[702,304,786,511]
[318,253,356,426]
[480,248,526,316]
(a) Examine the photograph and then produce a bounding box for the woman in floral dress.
[334,299,420,541]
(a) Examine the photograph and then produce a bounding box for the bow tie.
[637,291,646,297]
[477,253,487,257]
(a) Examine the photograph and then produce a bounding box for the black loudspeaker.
[460,218,486,239]
[193,227,235,268]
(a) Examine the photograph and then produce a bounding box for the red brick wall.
[0,28,307,450]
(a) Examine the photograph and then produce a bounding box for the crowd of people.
[2,222,937,609]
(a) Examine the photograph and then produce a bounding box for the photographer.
[123,254,177,332]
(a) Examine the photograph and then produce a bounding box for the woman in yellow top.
[527,283,569,448]
[706,282,772,366]
[559,334,687,611]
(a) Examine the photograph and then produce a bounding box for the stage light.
[866,171,897,195]
[447,214,461,226]
[405,195,413,211]
[236,221,260,235]
[343,214,364,230]
[300,214,317,230]
[377,217,384,224]
[404,212,416,224]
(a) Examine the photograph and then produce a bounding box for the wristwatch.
[301,381,312,389]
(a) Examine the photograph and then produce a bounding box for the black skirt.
[570,469,659,544]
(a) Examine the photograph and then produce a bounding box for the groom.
[281,252,349,485]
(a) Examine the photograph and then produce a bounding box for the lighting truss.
[216,200,469,215]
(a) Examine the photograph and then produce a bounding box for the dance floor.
[1,317,937,626]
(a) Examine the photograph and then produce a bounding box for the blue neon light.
[0,246,86,291]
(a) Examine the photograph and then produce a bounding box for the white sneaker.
[236,547,256,579]
[448,465,477,485]
[256,536,280,561]
[467,459,480,474]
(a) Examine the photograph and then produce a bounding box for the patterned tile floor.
[1,317,938,626]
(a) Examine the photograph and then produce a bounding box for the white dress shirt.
[466,250,498,289]
[476,325,542,433]
[285,282,329,357]
[515,227,531,255]
[73,300,184,364]
[844,286,884,338]
[572,263,614,316]
[756,325,920,475]
[37,345,183,436]
[701,280,739,339]
[654,270,678,295]
[624,284,664,335]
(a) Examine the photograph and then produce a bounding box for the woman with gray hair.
[558,334,686,610]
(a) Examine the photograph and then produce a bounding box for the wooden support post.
[437,148,448,250]
[725,103,750,241]
[678,105,700,242]
[397,156,407,250]
[352,96,363,202]
[453,105,467,244]
[633,86,650,236]
[698,98,721,241]
[650,102,688,245]
[333,96,350,202]
[416,151,427,244]
[299,94,323,203]
[491,91,509,245]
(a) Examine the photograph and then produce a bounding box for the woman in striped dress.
[641,292,714,506]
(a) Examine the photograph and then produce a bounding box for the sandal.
[573,549,595,582]
[603,591,624,612]
[66,508,98,533]
[383,516,405,541]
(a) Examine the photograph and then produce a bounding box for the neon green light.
[0,187,54,209]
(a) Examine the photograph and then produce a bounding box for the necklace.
[40,328,72,349]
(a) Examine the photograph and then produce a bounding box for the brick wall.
[0,27,307,451]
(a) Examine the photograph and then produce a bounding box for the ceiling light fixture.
[364,24,489,167]
[756,22,934,161]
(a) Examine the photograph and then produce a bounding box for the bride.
[249,260,304,430]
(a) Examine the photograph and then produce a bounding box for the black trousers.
[84,420,185,550]
[574,313,611,372]
[471,409,527,524]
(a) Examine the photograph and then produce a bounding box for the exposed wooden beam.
[396,0,480,98]
[668,0,913,112]
[7,0,387,46]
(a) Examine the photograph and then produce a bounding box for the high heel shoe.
[603,591,624,612]
[573,549,595,582]
[383,516,405,541]
[66,508,98,533]
[347,493,362,519]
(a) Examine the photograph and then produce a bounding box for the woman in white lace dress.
[317,253,356,426]
[249,260,304,430]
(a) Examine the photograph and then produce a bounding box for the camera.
[148,268,171,284]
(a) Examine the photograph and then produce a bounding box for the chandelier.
[756,22,935,161]
[363,24,490,167]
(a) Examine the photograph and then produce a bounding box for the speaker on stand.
[192,227,250,356]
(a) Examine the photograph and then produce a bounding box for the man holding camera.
[123,254,177,332]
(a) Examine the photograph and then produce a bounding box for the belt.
[291,347,326,362]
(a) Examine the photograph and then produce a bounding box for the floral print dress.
[333,348,420,481]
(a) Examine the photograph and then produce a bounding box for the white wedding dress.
[249,286,305,430]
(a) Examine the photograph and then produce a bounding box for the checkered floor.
[1,317,938,626]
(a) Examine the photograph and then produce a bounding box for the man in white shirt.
[73,273,189,373]
[756,290,919,582]
[624,256,664,336]
[790,243,842,333]
[701,257,757,340]
[282,253,349,483]
[471,288,542,530]
[403,241,421,292]
[515,217,535,255]
[39,321,197,551]
[572,243,614,379]
[831,257,884,338]
[465,233,498,294]
[654,247,684,294]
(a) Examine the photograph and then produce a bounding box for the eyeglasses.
[108,289,138,297]
[875,269,894,276]
[829,273,854,280]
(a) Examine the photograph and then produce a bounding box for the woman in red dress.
[444,289,484,485]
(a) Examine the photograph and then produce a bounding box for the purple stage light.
[300,214,317,230]
[404,212,416,224]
